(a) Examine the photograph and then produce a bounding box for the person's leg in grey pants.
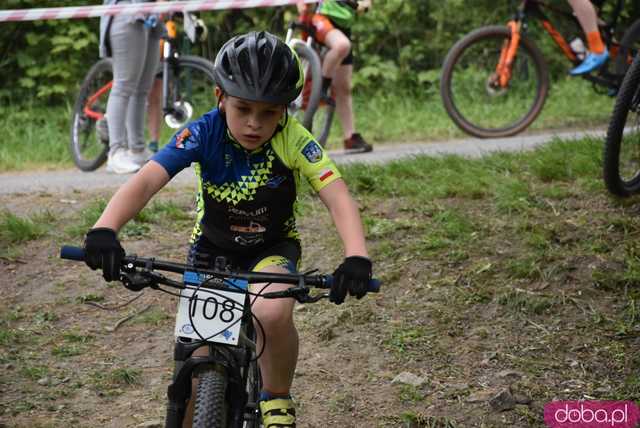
[106,14,160,172]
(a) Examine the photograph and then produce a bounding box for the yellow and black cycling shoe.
[259,397,296,427]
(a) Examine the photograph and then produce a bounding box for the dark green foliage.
[2,0,640,104]
[0,1,100,104]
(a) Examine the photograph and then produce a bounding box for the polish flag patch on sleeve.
[319,169,334,182]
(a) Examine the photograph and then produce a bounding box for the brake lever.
[120,270,163,292]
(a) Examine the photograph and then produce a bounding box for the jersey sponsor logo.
[175,128,192,149]
[302,140,323,163]
[319,169,334,182]
[266,175,287,188]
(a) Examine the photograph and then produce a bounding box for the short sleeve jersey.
[151,109,342,251]
[319,0,356,28]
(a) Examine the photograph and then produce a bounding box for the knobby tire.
[603,54,640,196]
[192,365,229,428]
[440,25,549,138]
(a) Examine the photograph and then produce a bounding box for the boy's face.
[218,89,285,151]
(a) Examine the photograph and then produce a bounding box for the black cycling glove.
[84,228,125,282]
[330,256,372,305]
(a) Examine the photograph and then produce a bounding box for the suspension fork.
[494,20,522,88]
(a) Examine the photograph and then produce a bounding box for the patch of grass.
[0,210,49,247]
[398,384,426,404]
[75,293,105,304]
[132,306,171,326]
[385,326,431,356]
[20,365,50,380]
[497,289,555,315]
[66,198,108,238]
[62,332,94,344]
[51,344,84,357]
[107,367,142,386]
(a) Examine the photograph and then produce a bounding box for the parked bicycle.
[59,245,380,427]
[70,12,215,171]
[440,0,640,138]
[603,52,640,196]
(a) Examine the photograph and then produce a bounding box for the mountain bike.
[440,0,640,138]
[70,12,215,171]
[59,245,380,427]
[285,0,361,147]
[603,52,640,196]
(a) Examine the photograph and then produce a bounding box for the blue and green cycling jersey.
[319,0,356,28]
[151,109,342,251]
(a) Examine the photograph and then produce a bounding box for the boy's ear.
[215,86,225,110]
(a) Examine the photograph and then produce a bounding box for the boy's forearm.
[320,180,369,257]
[94,162,169,232]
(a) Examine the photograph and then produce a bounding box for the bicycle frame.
[495,0,626,88]
[60,245,381,427]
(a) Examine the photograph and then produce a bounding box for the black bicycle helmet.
[214,31,304,105]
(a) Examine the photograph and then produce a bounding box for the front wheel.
[440,25,550,138]
[69,58,112,171]
[603,54,640,197]
[192,365,229,428]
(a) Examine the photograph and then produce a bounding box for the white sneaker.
[128,148,153,167]
[106,148,141,174]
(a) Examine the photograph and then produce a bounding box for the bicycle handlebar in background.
[60,246,381,292]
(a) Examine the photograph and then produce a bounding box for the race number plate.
[174,272,248,346]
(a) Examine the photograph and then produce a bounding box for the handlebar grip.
[60,245,85,261]
[324,276,381,293]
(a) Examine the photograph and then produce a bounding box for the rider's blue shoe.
[569,49,609,76]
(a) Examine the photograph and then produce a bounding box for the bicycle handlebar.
[60,245,381,293]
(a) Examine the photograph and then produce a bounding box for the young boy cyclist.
[81,31,373,427]
[297,0,373,153]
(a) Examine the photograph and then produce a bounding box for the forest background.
[3,0,640,103]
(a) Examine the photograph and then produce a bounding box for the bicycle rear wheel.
[164,55,217,130]
[440,25,549,138]
[288,42,322,134]
[311,100,335,147]
[192,365,229,428]
[69,58,112,171]
[603,54,640,197]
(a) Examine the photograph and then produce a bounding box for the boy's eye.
[237,107,250,113]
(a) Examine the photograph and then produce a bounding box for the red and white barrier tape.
[0,0,312,23]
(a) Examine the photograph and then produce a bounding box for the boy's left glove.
[330,256,372,304]
[84,228,125,282]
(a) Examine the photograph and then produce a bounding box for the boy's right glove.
[330,256,372,305]
[83,228,125,282]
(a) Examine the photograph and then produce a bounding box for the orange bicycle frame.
[540,19,577,62]
[83,81,112,120]
[495,20,522,88]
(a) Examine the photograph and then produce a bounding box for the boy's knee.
[253,301,294,331]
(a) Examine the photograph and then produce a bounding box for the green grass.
[0,76,615,171]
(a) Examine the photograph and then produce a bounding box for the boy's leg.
[568,0,608,75]
[251,264,298,396]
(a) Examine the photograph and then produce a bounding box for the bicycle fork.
[164,339,250,428]
[494,20,522,88]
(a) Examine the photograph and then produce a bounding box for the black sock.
[321,77,332,95]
